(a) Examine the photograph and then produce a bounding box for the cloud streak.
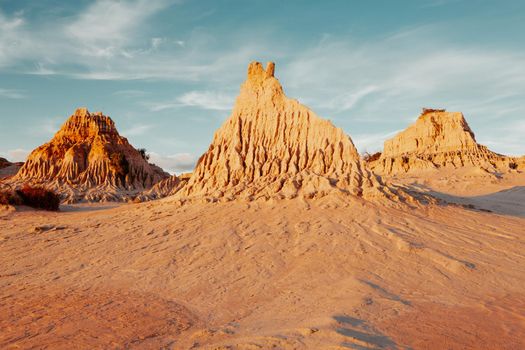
[0,2,269,83]
[122,124,154,137]
[0,88,25,99]
[146,90,235,112]
[148,152,196,174]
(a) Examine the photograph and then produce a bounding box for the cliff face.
[519,157,525,171]
[136,173,192,201]
[178,62,402,201]
[13,108,168,203]
[370,109,515,175]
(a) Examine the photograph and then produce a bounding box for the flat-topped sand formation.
[369,108,519,176]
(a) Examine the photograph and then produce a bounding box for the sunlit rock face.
[13,108,168,203]
[178,61,401,201]
[369,109,516,175]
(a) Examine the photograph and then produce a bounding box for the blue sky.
[1,0,524,173]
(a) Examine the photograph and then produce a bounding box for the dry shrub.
[0,189,22,206]
[16,185,60,211]
[422,108,446,115]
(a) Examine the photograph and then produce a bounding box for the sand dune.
[1,195,524,349]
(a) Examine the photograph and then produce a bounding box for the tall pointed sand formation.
[13,108,168,202]
[369,109,516,175]
[178,62,393,201]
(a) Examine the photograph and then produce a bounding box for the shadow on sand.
[333,315,401,350]
[411,184,525,218]
[61,203,124,212]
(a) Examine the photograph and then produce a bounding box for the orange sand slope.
[1,194,524,349]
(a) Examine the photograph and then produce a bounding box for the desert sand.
[1,193,525,349]
[1,62,525,349]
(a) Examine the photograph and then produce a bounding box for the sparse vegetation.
[16,185,61,211]
[0,188,22,206]
[1,185,60,211]
[422,108,446,115]
[509,162,518,170]
[137,148,150,161]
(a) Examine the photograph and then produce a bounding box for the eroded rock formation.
[12,108,168,203]
[177,62,402,202]
[136,173,192,201]
[369,109,517,175]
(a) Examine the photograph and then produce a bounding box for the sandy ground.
[1,186,525,350]
[387,169,525,218]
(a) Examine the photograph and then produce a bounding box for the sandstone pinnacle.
[177,61,400,201]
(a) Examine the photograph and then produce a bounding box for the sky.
[1,0,524,173]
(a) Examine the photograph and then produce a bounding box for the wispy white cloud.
[421,0,462,8]
[65,0,174,58]
[122,124,154,137]
[30,62,56,75]
[323,85,379,112]
[113,90,149,97]
[31,117,64,137]
[148,152,196,174]
[352,130,402,154]
[480,120,525,156]
[177,90,234,111]
[0,2,267,82]
[146,90,235,111]
[0,11,26,67]
[0,88,25,99]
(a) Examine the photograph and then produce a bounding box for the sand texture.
[1,193,524,349]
